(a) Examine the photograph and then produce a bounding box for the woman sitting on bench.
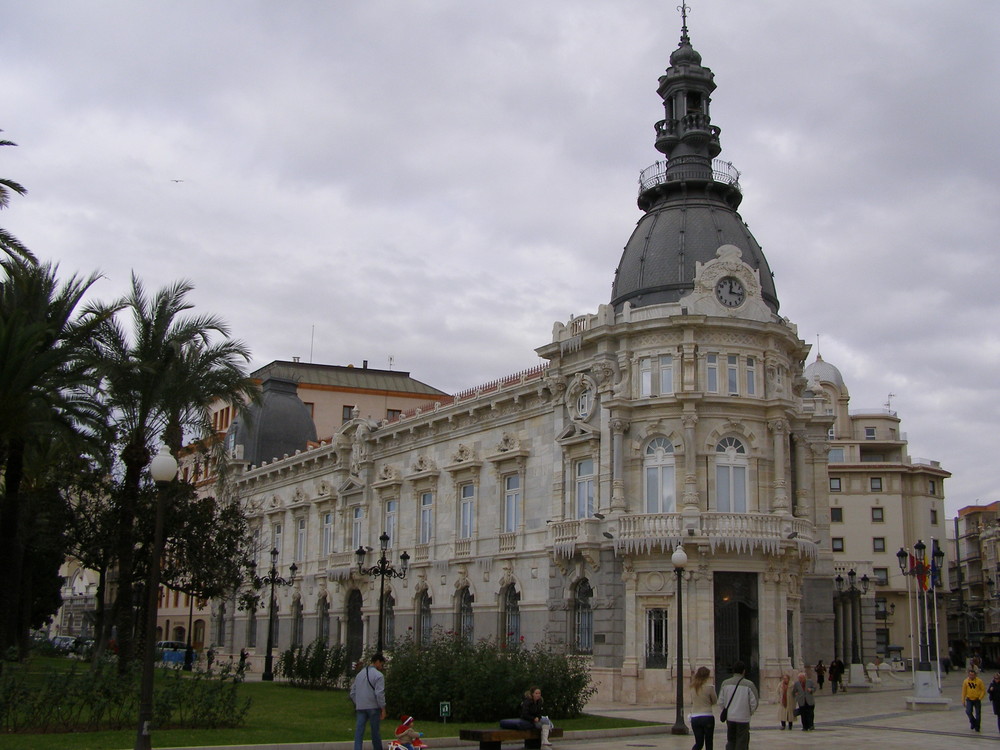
[520,687,554,747]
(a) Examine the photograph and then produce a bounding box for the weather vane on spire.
[678,3,691,43]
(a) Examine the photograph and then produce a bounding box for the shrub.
[276,640,350,689]
[0,658,250,733]
[382,631,595,723]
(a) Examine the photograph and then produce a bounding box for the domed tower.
[611,13,778,313]
[226,376,317,467]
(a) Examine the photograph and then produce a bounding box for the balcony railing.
[552,512,813,558]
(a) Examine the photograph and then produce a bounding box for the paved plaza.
[160,671,996,750]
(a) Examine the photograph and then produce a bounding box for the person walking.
[717,661,757,750]
[689,666,718,750]
[963,668,987,733]
[987,673,1000,734]
[790,672,818,730]
[350,653,388,750]
[775,674,795,730]
[814,660,826,691]
[828,657,845,693]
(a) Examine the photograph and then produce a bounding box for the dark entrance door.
[714,572,760,687]
[346,589,364,666]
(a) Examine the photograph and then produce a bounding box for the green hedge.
[275,640,351,689]
[382,632,595,723]
[0,659,250,733]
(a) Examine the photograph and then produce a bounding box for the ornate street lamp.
[135,445,178,750]
[250,547,297,681]
[835,568,869,683]
[356,532,410,653]
[670,545,689,735]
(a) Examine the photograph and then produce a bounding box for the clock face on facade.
[715,276,746,307]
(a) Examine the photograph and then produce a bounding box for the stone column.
[768,419,789,514]
[611,418,629,512]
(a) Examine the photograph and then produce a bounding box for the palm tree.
[0,257,108,655]
[0,132,36,263]
[88,274,258,668]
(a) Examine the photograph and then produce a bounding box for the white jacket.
[718,675,758,723]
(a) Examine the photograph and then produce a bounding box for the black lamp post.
[251,547,297,681]
[356,532,410,653]
[670,545,689,735]
[135,445,178,750]
[835,568,869,671]
[183,593,195,671]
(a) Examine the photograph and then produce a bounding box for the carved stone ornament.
[377,464,398,482]
[412,455,437,473]
[452,444,475,463]
[496,433,520,453]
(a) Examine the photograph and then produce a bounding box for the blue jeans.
[691,714,715,750]
[355,708,383,750]
[965,698,981,730]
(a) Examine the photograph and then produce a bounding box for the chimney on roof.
[363,360,368,369]
[293,356,300,363]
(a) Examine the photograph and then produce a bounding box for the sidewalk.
[161,671,996,750]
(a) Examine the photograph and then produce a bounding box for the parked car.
[51,635,79,653]
[156,640,189,664]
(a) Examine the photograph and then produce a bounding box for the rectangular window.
[928,479,937,495]
[876,628,889,656]
[828,448,845,463]
[387,408,402,421]
[716,464,747,513]
[865,427,876,440]
[459,483,475,539]
[706,354,718,393]
[831,506,843,523]
[503,475,521,533]
[871,477,883,492]
[830,477,842,492]
[786,610,795,663]
[639,357,653,397]
[352,507,363,550]
[322,512,334,556]
[871,507,884,523]
[659,355,674,395]
[272,523,283,555]
[832,537,845,552]
[931,508,939,525]
[645,609,667,668]
[727,355,739,394]
[294,518,306,562]
[873,537,886,552]
[385,500,398,547]
[873,567,889,586]
[746,357,756,396]
[342,405,355,423]
[575,459,596,519]
[419,491,434,545]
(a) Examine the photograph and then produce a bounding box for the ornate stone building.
[215,21,842,703]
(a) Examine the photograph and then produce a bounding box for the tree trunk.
[0,440,27,656]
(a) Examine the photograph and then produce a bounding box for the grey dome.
[804,356,847,392]
[611,191,778,311]
[669,41,702,66]
[226,376,317,467]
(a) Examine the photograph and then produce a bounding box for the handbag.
[719,677,743,723]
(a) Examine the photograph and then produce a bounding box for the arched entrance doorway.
[714,571,759,686]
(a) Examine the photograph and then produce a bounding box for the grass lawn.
[0,667,655,750]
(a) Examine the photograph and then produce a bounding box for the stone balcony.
[551,512,813,559]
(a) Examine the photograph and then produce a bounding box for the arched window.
[502,585,520,645]
[291,599,303,648]
[457,587,474,641]
[382,592,395,647]
[418,591,433,644]
[318,597,330,644]
[644,437,676,513]
[716,437,748,513]
[574,579,594,654]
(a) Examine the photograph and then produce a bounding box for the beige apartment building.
[805,355,950,675]
[949,502,1000,667]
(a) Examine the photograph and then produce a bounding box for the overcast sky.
[2,1,998,519]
